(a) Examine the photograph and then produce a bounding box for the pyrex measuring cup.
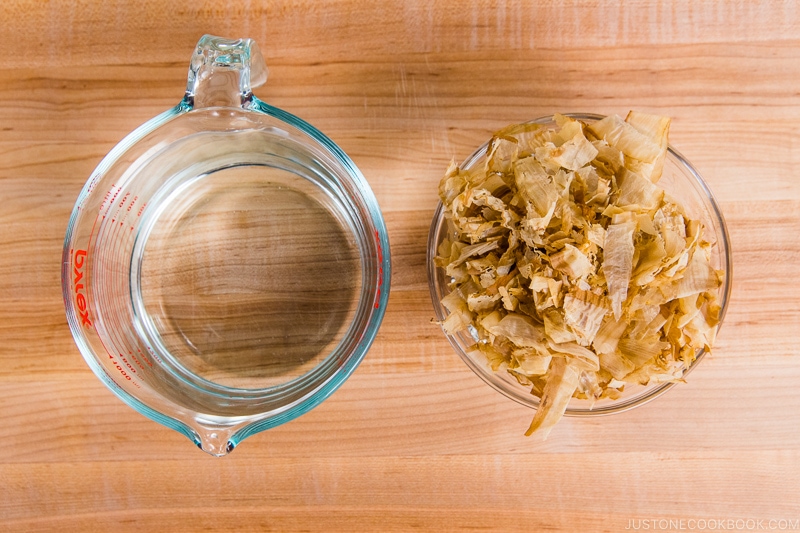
[62,35,390,456]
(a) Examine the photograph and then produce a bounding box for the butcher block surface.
[1,1,799,531]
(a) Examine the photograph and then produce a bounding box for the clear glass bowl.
[427,113,732,417]
[62,36,391,455]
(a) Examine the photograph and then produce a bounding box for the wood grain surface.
[2,0,799,531]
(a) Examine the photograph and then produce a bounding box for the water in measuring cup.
[135,157,362,391]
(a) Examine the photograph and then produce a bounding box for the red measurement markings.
[109,188,120,210]
[139,347,153,368]
[145,343,164,365]
[114,193,132,228]
[79,185,151,391]
[100,184,121,215]
[127,351,146,371]
[127,195,139,231]
[107,352,139,386]
[95,332,141,389]
[99,186,113,212]
[130,347,153,370]
[89,284,142,389]
[85,175,99,195]
[119,353,138,375]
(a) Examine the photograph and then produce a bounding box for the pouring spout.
[192,423,239,457]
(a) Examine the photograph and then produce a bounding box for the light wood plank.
[2,0,800,530]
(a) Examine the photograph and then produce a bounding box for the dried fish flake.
[436,112,723,438]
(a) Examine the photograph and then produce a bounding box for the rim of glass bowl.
[426,113,731,417]
[62,97,392,445]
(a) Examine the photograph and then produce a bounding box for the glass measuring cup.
[62,35,391,456]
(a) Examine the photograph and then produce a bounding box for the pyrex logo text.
[73,249,92,328]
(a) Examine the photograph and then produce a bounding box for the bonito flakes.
[436,112,724,438]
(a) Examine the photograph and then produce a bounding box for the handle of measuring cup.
[184,34,269,109]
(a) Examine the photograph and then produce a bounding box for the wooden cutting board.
[1,1,799,531]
